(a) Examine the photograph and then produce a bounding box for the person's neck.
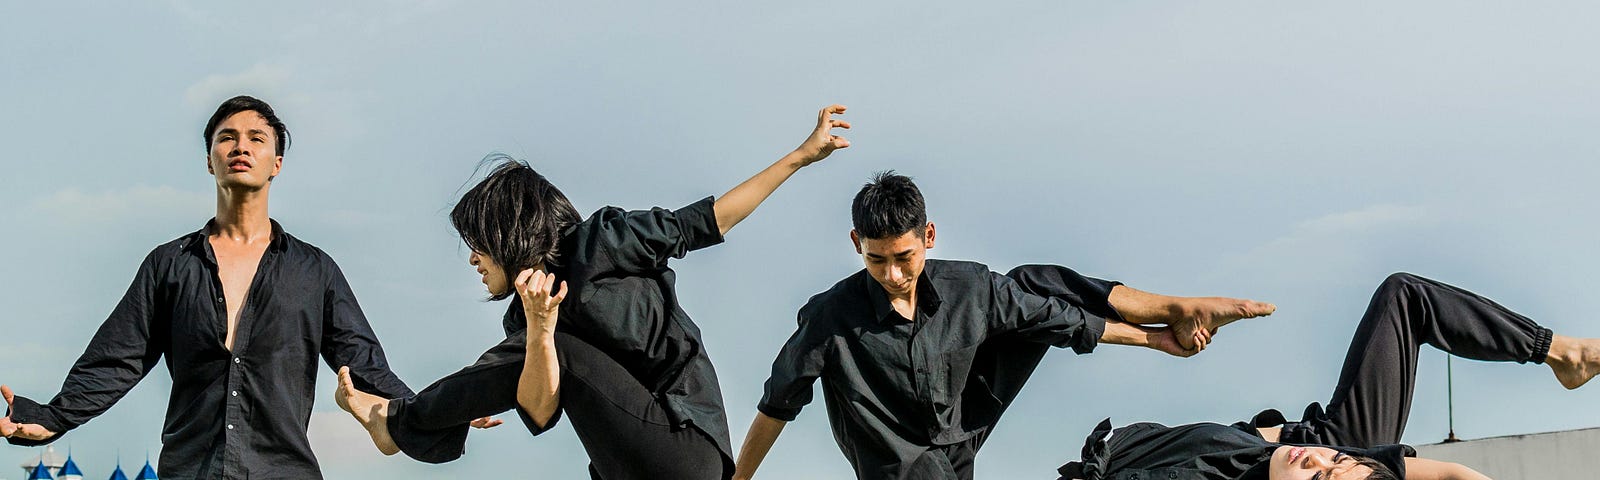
[888,282,918,320]
[212,185,272,243]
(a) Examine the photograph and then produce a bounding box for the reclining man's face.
[207,111,282,189]
[852,224,934,298]
[1269,446,1373,480]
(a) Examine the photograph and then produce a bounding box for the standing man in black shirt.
[0,96,425,479]
[733,172,1278,480]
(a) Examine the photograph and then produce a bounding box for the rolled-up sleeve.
[8,250,166,446]
[992,267,1121,354]
[756,304,831,422]
[591,197,725,274]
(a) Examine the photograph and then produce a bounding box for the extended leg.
[1297,273,1554,448]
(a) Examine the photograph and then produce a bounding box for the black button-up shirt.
[509,198,732,459]
[6,220,413,479]
[758,260,1120,478]
[1059,419,1413,480]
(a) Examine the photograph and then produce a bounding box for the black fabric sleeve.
[7,250,166,446]
[590,197,725,274]
[320,262,414,399]
[756,303,831,422]
[990,269,1115,354]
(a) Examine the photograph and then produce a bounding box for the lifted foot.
[335,366,400,455]
[1549,336,1600,390]
[1171,298,1277,350]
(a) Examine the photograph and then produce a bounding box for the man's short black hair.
[851,170,927,240]
[204,95,290,156]
[451,155,582,301]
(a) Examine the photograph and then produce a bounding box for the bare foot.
[1171,297,1277,350]
[335,366,399,455]
[1548,335,1600,390]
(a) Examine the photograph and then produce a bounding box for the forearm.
[714,152,808,236]
[733,412,788,480]
[516,330,561,429]
[1403,458,1490,480]
[1097,320,1160,348]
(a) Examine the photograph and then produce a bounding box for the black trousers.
[1276,273,1553,448]
[385,331,728,479]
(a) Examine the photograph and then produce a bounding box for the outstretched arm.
[1,386,55,442]
[1404,457,1490,480]
[1098,320,1202,358]
[713,104,851,236]
[1107,284,1276,350]
[733,412,789,480]
[515,269,566,429]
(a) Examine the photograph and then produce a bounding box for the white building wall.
[1414,427,1600,479]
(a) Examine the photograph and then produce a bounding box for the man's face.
[851,224,935,298]
[1269,446,1373,480]
[470,250,510,297]
[207,111,283,189]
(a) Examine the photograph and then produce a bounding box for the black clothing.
[384,198,734,475]
[389,332,726,479]
[1061,273,1554,479]
[757,262,1122,479]
[6,220,413,479]
[1060,420,1412,480]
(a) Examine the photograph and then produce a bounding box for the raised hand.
[515,269,567,336]
[1,385,56,441]
[793,104,851,166]
[1148,327,1205,358]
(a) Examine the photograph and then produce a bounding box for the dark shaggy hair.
[851,171,927,240]
[450,155,582,301]
[1354,455,1399,480]
[203,95,290,156]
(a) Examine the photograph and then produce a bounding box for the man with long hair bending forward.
[1058,272,1600,480]
[334,105,853,479]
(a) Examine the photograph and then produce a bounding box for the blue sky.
[4,1,1599,478]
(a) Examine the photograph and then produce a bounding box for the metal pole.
[1444,354,1461,443]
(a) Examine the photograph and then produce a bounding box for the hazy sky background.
[4,1,1599,478]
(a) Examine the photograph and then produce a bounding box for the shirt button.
[227,424,234,430]
[234,357,242,364]
[231,391,239,397]
[216,296,224,303]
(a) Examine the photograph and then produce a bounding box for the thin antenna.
[1443,354,1461,443]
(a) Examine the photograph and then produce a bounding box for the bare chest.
[211,240,268,350]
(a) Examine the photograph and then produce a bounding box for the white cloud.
[184,63,301,110]
[306,410,391,466]
[28,185,212,226]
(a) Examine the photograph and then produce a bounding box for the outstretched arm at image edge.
[733,412,788,480]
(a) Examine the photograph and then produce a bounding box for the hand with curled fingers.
[1,385,55,441]
[793,104,851,167]
[515,269,567,336]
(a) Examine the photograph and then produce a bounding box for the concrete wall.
[1414,427,1600,479]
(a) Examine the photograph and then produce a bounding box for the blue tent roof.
[135,460,158,480]
[106,465,130,480]
[60,454,84,477]
[26,460,55,480]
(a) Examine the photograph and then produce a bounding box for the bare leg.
[336,366,399,455]
[1547,335,1600,389]
[1110,285,1277,350]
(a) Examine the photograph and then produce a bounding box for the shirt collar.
[866,260,944,323]
[184,218,289,258]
